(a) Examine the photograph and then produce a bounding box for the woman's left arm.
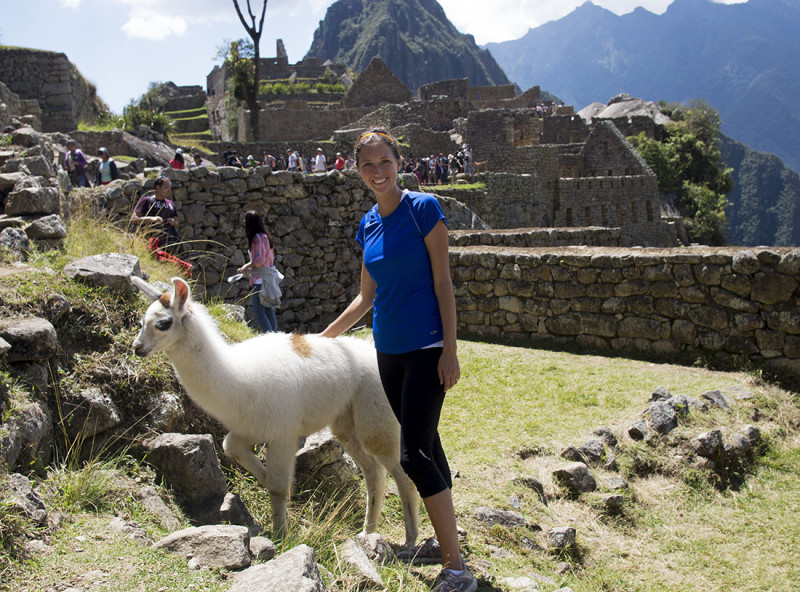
[425,219,460,391]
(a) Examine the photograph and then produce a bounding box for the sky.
[1,0,748,114]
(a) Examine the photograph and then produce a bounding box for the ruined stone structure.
[0,81,41,130]
[0,47,105,133]
[341,57,412,108]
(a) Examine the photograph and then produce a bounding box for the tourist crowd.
[216,143,475,186]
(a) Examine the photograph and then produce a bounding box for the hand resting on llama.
[131,276,419,546]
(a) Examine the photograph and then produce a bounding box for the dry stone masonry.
[450,245,800,382]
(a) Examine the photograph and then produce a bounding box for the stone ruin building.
[200,41,680,248]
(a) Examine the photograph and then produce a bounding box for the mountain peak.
[305,0,509,92]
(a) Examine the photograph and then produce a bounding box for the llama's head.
[132,276,192,357]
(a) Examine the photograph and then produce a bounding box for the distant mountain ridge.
[305,0,510,93]
[486,0,800,174]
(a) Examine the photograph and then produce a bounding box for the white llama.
[131,276,419,547]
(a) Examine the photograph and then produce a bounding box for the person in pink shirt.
[237,211,278,332]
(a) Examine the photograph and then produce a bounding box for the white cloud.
[116,0,239,40]
[121,13,188,40]
[59,0,83,8]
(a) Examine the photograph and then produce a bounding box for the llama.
[131,276,419,547]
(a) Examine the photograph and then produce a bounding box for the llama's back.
[213,332,373,442]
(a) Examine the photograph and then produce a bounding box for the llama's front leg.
[223,433,268,484]
[261,439,297,539]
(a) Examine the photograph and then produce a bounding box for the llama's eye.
[155,319,173,331]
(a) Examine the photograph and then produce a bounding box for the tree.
[232,0,268,142]
[629,100,732,245]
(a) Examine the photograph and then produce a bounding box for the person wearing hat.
[334,151,345,171]
[95,147,119,185]
[246,154,259,168]
[314,147,327,173]
[64,139,90,187]
[170,148,185,170]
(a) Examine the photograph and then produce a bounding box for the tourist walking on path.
[238,210,279,333]
[64,139,90,187]
[321,128,477,592]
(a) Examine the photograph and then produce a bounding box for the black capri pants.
[376,347,453,498]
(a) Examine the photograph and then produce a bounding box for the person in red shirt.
[334,152,345,171]
[169,149,185,169]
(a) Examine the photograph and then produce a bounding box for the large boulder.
[142,433,228,507]
[5,473,48,525]
[0,399,54,472]
[5,184,60,216]
[0,227,31,261]
[229,544,326,592]
[63,253,143,295]
[0,317,58,363]
[61,386,123,439]
[153,525,251,570]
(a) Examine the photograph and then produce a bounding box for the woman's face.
[356,142,402,198]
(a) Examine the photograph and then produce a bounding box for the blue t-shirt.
[357,190,446,354]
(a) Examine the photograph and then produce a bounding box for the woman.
[169,149,185,170]
[321,129,476,592]
[237,211,279,333]
[95,147,119,185]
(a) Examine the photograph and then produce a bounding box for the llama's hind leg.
[223,433,293,538]
[387,462,420,549]
[332,426,386,536]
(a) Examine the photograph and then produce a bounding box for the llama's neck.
[164,310,234,408]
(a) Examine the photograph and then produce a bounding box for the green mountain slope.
[305,0,510,92]
[721,134,800,246]
[486,0,800,175]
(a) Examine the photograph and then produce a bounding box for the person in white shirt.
[314,147,327,173]
[287,149,298,171]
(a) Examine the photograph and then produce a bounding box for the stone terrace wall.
[437,173,552,229]
[0,47,104,132]
[114,166,484,331]
[451,246,800,382]
[243,106,370,142]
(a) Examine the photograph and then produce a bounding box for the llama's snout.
[133,339,149,357]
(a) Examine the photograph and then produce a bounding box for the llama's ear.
[131,275,161,302]
[171,277,191,314]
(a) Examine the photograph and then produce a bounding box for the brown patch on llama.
[291,333,313,358]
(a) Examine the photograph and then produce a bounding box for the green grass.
[433,182,486,191]
[163,107,206,118]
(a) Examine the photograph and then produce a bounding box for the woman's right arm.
[320,261,376,338]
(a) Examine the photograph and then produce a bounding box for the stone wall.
[0,80,41,129]
[555,176,674,246]
[341,58,412,109]
[450,245,800,382]
[0,47,105,133]
[107,166,484,332]
[418,79,470,101]
[242,105,371,142]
